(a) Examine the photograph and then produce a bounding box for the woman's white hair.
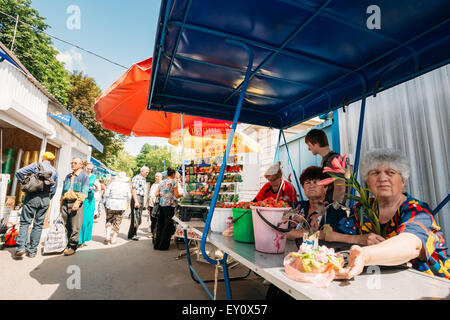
[360,149,410,181]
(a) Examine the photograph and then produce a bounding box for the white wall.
[0,62,49,128]
[237,126,281,201]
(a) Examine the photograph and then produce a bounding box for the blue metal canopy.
[0,50,21,70]
[90,156,116,176]
[147,0,450,129]
[146,0,450,300]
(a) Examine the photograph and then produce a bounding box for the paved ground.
[0,211,268,300]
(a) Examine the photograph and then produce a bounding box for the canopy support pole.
[200,40,254,300]
[433,194,450,216]
[281,129,304,201]
[181,113,186,194]
[349,96,367,208]
[273,129,282,164]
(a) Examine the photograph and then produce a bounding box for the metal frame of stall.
[147,0,450,299]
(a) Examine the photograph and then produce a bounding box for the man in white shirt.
[127,166,149,240]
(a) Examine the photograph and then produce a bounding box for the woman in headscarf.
[253,161,298,207]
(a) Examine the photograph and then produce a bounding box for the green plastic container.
[232,208,254,243]
[1,149,14,174]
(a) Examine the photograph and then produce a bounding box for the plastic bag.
[43,216,67,254]
[283,249,344,288]
[222,225,234,237]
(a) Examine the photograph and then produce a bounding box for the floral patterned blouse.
[342,193,450,279]
[159,179,177,207]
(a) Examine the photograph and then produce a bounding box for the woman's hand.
[310,214,322,230]
[72,202,80,212]
[309,200,326,230]
[336,245,367,280]
[359,232,385,246]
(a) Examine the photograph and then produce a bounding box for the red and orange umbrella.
[94,57,230,138]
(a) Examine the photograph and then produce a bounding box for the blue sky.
[31,0,169,156]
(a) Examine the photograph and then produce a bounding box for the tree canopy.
[0,0,70,105]
[109,149,136,178]
[67,71,127,166]
[135,144,181,183]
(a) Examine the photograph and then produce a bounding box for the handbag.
[21,163,55,193]
[42,215,68,254]
[151,199,160,219]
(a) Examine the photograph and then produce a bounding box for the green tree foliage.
[67,71,127,166]
[135,144,181,183]
[110,149,136,178]
[0,0,70,105]
[0,1,127,167]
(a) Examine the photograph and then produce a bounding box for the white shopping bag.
[43,215,67,254]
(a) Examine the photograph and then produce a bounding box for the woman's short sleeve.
[397,200,436,260]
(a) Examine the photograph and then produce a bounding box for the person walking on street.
[60,157,89,256]
[147,172,162,238]
[13,152,58,259]
[78,162,99,248]
[154,167,182,250]
[128,166,149,240]
[94,179,105,221]
[103,172,131,244]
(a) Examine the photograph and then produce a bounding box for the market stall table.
[173,215,252,299]
[173,215,205,260]
[173,215,239,268]
[177,203,209,224]
[205,231,450,300]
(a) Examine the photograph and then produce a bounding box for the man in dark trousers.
[128,166,149,240]
[305,129,346,204]
[60,157,89,256]
[13,152,58,259]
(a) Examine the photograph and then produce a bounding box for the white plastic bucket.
[251,206,291,254]
[211,208,233,233]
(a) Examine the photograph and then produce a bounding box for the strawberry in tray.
[253,197,290,208]
[232,202,253,209]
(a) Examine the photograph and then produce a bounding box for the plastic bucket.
[232,208,254,243]
[251,206,291,254]
[211,208,233,233]
[0,206,11,225]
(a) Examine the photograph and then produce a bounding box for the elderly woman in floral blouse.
[321,149,449,279]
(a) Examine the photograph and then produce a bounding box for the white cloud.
[56,47,87,73]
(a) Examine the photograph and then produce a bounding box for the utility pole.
[11,15,19,51]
